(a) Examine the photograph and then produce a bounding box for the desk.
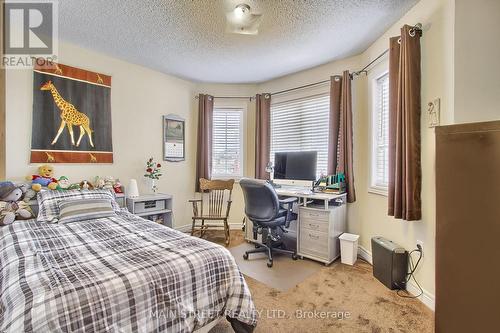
[275,188,345,210]
[245,186,347,265]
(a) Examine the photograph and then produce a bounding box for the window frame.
[369,69,390,196]
[211,101,246,180]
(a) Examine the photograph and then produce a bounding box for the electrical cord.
[395,246,424,299]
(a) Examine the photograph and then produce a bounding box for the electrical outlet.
[416,240,424,255]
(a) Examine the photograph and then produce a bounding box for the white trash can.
[339,233,360,265]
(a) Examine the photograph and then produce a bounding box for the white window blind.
[270,93,330,178]
[371,73,389,191]
[212,107,243,178]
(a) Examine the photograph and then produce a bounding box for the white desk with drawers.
[245,186,347,265]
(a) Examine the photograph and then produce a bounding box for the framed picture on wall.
[31,61,113,163]
[163,114,185,162]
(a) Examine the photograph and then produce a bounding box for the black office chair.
[240,178,298,268]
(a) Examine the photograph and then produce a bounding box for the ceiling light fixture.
[234,4,250,20]
[225,3,262,35]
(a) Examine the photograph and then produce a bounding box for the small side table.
[126,193,173,227]
[115,193,126,208]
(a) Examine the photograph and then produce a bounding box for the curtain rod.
[270,80,330,96]
[194,95,253,100]
[351,48,389,77]
[271,47,390,96]
[269,48,389,96]
[269,22,422,96]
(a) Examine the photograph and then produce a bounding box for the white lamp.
[127,179,139,198]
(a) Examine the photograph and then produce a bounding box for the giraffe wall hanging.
[30,61,113,163]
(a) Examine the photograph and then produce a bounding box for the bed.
[0,190,257,333]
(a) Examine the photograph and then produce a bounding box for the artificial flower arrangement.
[144,157,162,192]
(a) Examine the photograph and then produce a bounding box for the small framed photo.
[163,114,185,162]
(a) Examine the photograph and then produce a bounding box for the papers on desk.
[295,190,313,195]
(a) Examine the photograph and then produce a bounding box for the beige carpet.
[228,243,322,292]
[196,230,434,332]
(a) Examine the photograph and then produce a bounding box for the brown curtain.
[195,94,213,192]
[328,71,356,203]
[388,25,422,220]
[328,71,356,202]
[255,93,271,179]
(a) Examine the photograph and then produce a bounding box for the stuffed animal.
[57,176,80,190]
[103,176,115,190]
[113,179,124,194]
[94,176,106,189]
[79,180,94,190]
[0,182,34,226]
[28,165,58,192]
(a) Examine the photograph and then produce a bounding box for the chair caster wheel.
[243,253,249,260]
[292,253,298,260]
[267,260,273,268]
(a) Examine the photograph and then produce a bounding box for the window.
[270,93,330,178]
[212,107,244,178]
[370,72,389,194]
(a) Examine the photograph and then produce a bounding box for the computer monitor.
[273,151,317,187]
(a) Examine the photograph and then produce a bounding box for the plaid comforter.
[0,211,257,332]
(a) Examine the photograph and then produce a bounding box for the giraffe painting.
[31,61,113,164]
[40,80,95,147]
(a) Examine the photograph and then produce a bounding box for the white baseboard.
[357,245,435,311]
[175,223,243,233]
[358,245,373,264]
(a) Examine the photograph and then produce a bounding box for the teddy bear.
[28,164,59,192]
[0,182,34,226]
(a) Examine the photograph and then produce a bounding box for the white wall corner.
[358,245,435,311]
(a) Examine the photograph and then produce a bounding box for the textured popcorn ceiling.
[59,0,419,83]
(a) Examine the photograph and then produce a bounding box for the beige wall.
[5,42,198,229]
[454,0,500,123]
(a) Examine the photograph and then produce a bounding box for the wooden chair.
[189,178,234,245]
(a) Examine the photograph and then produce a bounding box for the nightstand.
[115,193,126,208]
[126,193,173,227]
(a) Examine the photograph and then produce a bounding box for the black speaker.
[371,237,408,290]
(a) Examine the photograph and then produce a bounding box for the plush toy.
[113,179,124,194]
[79,180,94,190]
[18,183,36,203]
[94,176,106,189]
[28,165,58,192]
[57,176,71,190]
[0,182,34,226]
[103,176,115,190]
[57,176,80,190]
